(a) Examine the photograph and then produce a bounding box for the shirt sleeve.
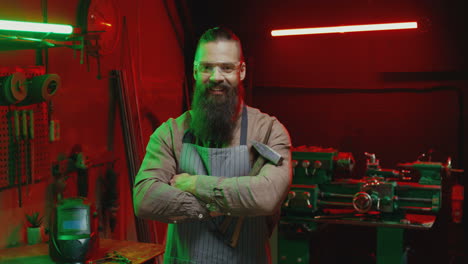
[192,117,292,216]
[133,121,210,223]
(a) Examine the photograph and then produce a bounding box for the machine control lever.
[302,160,310,176]
[284,191,296,207]
[364,152,376,163]
[302,191,312,208]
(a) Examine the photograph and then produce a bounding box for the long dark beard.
[190,82,240,147]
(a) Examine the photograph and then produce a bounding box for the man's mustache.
[205,82,231,91]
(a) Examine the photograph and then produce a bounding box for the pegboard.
[0,66,51,189]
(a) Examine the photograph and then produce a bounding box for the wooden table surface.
[0,238,164,264]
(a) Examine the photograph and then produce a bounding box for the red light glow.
[271,22,418,36]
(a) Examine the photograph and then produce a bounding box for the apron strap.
[182,129,195,144]
[239,105,248,146]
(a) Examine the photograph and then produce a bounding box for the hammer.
[222,121,283,247]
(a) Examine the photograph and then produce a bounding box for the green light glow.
[0,19,73,35]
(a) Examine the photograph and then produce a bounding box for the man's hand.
[170,173,197,194]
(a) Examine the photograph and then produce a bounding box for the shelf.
[0,35,83,52]
[0,35,55,51]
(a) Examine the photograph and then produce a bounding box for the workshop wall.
[0,0,185,248]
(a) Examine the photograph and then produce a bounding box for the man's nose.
[209,67,224,82]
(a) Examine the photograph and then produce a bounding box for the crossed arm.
[133,118,291,223]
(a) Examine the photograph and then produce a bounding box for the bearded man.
[133,27,291,264]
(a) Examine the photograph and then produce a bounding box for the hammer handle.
[219,215,233,234]
[228,121,273,246]
[229,216,245,248]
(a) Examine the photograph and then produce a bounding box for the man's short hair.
[198,27,240,43]
[195,27,244,61]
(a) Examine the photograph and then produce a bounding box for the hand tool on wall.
[21,110,30,186]
[69,145,90,198]
[76,153,89,198]
[28,109,35,184]
[12,108,35,205]
[13,109,19,140]
[12,109,22,207]
[22,108,35,199]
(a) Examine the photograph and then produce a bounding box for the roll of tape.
[0,72,28,104]
[26,74,61,104]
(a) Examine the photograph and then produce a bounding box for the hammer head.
[251,141,283,166]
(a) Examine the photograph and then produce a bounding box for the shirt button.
[198,214,204,219]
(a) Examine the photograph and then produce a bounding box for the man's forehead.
[195,40,241,61]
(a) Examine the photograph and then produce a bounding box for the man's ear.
[240,62,246,81]
[193,65,198,80]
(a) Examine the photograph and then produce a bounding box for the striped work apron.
[163,106,269,264]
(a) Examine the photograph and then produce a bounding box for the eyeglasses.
[194,62,242,75]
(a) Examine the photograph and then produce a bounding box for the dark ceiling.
[185,0,468,65]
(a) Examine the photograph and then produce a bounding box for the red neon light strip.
[271,22,418,36]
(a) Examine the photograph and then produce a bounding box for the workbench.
[0,238,164,264]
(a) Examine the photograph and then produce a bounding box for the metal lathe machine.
[278,146,459,264]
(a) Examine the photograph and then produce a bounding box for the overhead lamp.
[271,22,418,37]
[0,19,73,36]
